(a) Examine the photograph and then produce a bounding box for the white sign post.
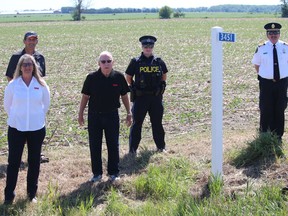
[211,27,236,177]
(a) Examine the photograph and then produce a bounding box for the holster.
[129,85,136,102]
[160,81,166,95]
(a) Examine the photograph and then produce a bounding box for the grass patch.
[134,158,194,200]
[231,131,284,168]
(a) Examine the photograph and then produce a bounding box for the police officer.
[125,35,168,154]
[252,22,288,141]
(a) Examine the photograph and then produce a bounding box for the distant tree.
[173,11,185,18]
[72,0,91,21]
[281,0,288,17]
[159,6,173,19]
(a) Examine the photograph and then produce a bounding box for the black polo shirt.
[5,49,46,79]
[81,69,129,113]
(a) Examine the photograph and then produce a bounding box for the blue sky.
[0,0,281,12]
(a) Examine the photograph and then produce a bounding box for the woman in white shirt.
[3,54,50,204]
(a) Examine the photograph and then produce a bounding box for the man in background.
[6,31,45,81]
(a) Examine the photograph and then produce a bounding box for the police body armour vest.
[134,56,163,91]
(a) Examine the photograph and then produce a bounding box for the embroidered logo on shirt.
[34,87,39,90]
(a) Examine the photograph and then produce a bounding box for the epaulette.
[134,56,141,62]
[283,42,288,46]
[153,56,161,61]
[255,43,265,53]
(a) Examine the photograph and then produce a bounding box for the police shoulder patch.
[134,56,142,62]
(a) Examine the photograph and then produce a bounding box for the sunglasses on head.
[143,44,154,49]
[267,30,280,35]
[100,60,112,64]
[22,62,33,67]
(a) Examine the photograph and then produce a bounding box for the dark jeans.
[259,77,288,138]
[88,110,120,176]
[129,94,165,153]
[5,126,46,201]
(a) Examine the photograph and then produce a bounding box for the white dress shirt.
[4,76,50,132]
[252,40,288,79]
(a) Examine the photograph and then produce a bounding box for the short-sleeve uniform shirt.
[125,53,168,91]
[125,53,168,77]
[81,69,129,113]
[252,40,288,79]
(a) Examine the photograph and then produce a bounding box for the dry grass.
[1,127,288,208]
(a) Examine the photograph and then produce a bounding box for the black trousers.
[129,94,165,153]
[88,110,120,176]
[259,77,288,138]
[5,126,45,201]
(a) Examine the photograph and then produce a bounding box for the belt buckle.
[272,79,277,82]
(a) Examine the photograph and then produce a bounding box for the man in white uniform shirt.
[252,22,288,142]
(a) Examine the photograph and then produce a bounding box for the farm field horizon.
[0,16,288,215]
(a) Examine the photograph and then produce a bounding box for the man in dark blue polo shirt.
[6,31,45,81]
[78,51,132,182]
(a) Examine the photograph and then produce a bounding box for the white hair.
[98,51,113,62]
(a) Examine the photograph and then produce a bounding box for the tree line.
[61,4,281,15]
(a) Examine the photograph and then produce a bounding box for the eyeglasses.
[100,60,112,64]
[267,31,280,35]
[143,45,154,49]
[22,62,33,67]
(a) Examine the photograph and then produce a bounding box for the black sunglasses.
[22,62,33,67]
[267,31,280,35]
[143,45,154,49]
[100,60,112,64]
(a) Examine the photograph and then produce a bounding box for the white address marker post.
[211,27,236,177]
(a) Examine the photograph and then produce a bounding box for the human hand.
[126,113,132,127]
[78,115,85,126]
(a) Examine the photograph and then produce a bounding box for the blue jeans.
[88,110,120,176]
[5,126,46,201]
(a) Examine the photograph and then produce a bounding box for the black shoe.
[4,193,15,205]
[4,199,13,205]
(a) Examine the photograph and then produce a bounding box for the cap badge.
[272,24,275,29]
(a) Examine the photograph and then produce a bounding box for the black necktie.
[273,44,280,81]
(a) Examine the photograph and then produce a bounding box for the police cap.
[139,35,157,45]
[264,22,282,31]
